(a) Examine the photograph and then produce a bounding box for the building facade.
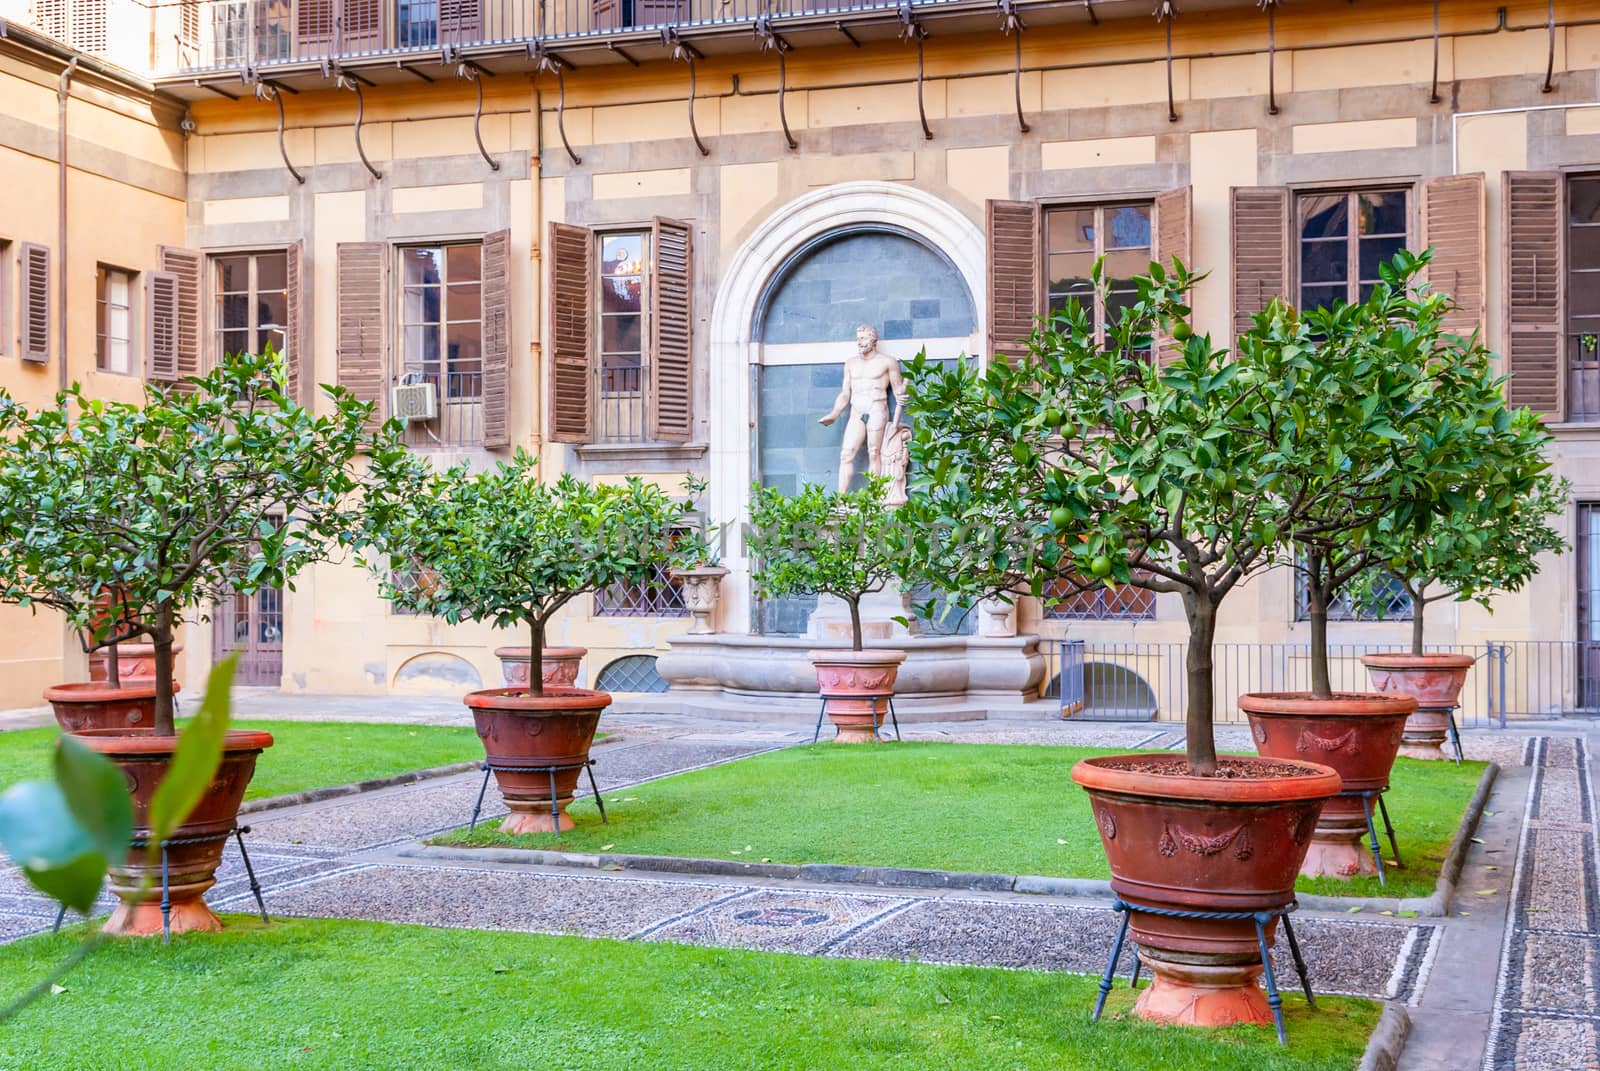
[0,0,1596,717]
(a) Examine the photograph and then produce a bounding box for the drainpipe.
[530,81,545,462]
[57,55,77,392]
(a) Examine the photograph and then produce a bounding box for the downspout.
[57,55,77,392]
[530,81,545,462]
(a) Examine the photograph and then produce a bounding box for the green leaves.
[0,740,133,914]
[148,656,237,850]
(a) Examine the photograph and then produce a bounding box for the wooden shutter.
[19,243,49,364]
[286,241,307,406]
[439,0,480,40]
[649,217,693,442]
[1503,171,1565,420]
[146,271,180,381]
[1230,186,1290,338]
[986,199,1040,361]
[336,241,387,424]
[1151,185,1193,365]
[548,222,594,444]
[296,0,334,47]
[481,229,511,449]
[158,245,204,381]
[1420,173,1486,340]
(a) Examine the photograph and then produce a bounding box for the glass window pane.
[446,320,482,362]
[1103,248,1150,286]
[446,244,481,283]
[446,283,481,322]
[1570,227,1600,273]
[601,234,643,275]
[1300,284,1347,312]
[1046,208,1096,253]
[256,253,287,291]
[1359,235,1406,282]
[401,286,434,326]
[1571,178,1600,225]
[109,303,130,341]
[215,256,250,293]
[1298,194,1349,240]
[1358,190,1408,236]
[1104,205,1152,249]
[403,325,441,365]
[1106,288,1140,327]
[602,314,642,355]
[1301,239,1348,285]
[601,273,642,314]
[220,293,250,330]
[220,329,249,359]
[257,292,288,330]
[402,247,443,286]
[257,327,286,357]
[1567,276,1600,318]
[109,337,130,374]
[1048,251,1095,297]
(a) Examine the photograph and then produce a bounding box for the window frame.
[95,263,136,376]
[594,226,653,444]
[1041,199,1156,346]
[395,239,487,447]
[0,239,10,358]
[1292,183,1414,313]
[211,249,289,369]
[1565,172,1600,424]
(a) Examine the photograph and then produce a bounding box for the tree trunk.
[1410,586,1426,656]
[151,607,177,736]
[1183,595,1218,776]
[528,617,546,698]
[847,596,863,652]
[1306,550,1333,700]
[106,641,121,688]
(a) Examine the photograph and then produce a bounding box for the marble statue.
[819,324,909,495]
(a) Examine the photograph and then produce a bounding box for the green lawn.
[0,720,485,801]
[0,918,1378,1071]
[439,742,1486,900]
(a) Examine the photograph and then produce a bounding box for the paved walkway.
[0,697,1591,1066]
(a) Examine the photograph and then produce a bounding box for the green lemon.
[1043,408,1065,429]
[221,433,241,449]
[1089,555,1112,578]
[1172,321,1193,342]
[1049,507,1071,531]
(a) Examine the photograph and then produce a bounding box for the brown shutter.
[158,245,204,380]
[548,222,594,444]
[1420,173,1486,340]
[1230,186,1290,338]
[439,0,481,41]
[146,270,180,381]
[1152,185,1193,365]
[336,241,387,424]
[986,199,1040,361]
[1503,171,1565,420]
[19,243,49,364]
[649,217,694,443]
[285,240,307,406]
[481,229,511,449]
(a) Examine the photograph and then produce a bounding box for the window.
[594,563,687,617]
[1044,202,1153,342]
[399,243,484,446]
[95,266,134,374]
[214,251,288,365]
[397,0,438,44]
[1296,188,1409,312]
[1293,567,1412,622]
[1580,503,1600,709]
[1568,176,1600,423]
[1042,576,1156,621]
[0,239,9,357]
[598,231,649,443]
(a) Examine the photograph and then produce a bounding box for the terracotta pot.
[88,642,183,685]
[463,686,611,834]
[1240,691,1415,879]
[72,728,274,936]
[493,646,587,689]
[671,566,729,635]
[809,649,907,744]
[1361,653,1476,760]
[42,681,179,733]
[1071,753,1340,1028]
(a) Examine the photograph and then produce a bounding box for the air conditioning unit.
[391,380,438,423]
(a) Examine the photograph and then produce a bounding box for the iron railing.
[598,364,647,444]
[1045,640,1600,727]
[595,560,687,616]
[399,370,483,448]
[1569,333,1600,423]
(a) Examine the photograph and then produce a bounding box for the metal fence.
[1045,640,1600,727]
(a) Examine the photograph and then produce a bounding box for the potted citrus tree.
[0,351,393,935]
[903,259,1340,1030]
[362,451,693,833]
[1240,253,1520,878]
[1358,410,1568,758]
[746,478,907,744]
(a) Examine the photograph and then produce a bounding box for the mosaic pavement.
[1485,735,1600,1070]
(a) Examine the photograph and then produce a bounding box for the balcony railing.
[399,369,483,448]
[1570,332,1600,423]
[155,0,960,73]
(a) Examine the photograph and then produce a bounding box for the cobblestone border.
[402,761,1499,915]
[1357,1004,1412,1071]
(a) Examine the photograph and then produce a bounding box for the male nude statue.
[818,324,908,493]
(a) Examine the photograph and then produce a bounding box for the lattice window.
[595,655,669,694]
[1042,576,1156,621]
[594,560,687,617]
[1293,566,1412,622]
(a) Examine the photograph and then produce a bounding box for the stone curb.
[236,733,630,815]
[1357,1004,1411,1071]
[400,761,1498,916]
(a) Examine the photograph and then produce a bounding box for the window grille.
[1042,576,1157,621]
[595,655,669,693]
[594,561,687,618]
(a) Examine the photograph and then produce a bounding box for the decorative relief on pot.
[1158,822,1252,861]
[522,718,546,738]
[1297,728,1359,756]
[1286,807,1316,846]
[1252,722,1267,744]
[1096,808,1117,841]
